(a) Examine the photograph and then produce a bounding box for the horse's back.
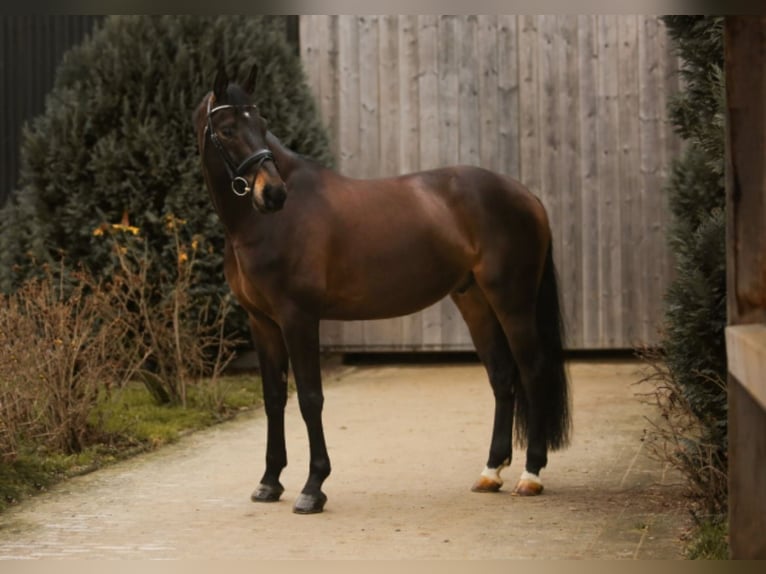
[322,164,545,220]
[398,165,551,246]
[314,164,551,259]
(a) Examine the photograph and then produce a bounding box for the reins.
[205,96,276,196]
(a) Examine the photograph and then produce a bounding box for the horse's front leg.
[282,314,330,514]
[248,314,289,503]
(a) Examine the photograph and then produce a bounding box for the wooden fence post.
[724,15,766,560]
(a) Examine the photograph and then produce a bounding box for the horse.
[193,64,571,514]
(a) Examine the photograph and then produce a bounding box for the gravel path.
[0,359,687,559]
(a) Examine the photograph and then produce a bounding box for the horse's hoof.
[293,491,327,514]
[511,479,544,496]
[251,482,284,503]
[471,475,503,493]
[471,465,505,493]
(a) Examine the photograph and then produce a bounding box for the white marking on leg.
[480,459,510,486]
[519,470,543,486]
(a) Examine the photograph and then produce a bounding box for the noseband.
[205,97,275,196]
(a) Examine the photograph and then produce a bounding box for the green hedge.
[660,15,727,513]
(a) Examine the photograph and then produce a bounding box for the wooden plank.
[618,15,641,347]
[336,15,361,175]
[518,15,541,203]
[478,14,499,171]
[298,16,320,101]
[318,15,340,160]
[638,15,665,345]
[497,15,520,178]
[438,15,460,167]
[358,15,380,178]
[398,15,420,174]
[458,15,480,166]
[597,15,623,347]
[558,14,582,348]
[578,15,601,348]
[398,14,424,348]
[418,15,440,170]
[379,15,400,178]
[658,17,682,345]
[725,16,766,325]
[728,361,766,559]
[727,325,766,410]
[538,15,563,301]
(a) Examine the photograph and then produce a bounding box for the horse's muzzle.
[258,183,287,213]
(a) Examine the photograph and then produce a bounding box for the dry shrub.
[0,215,243,461]
[637,347,728,519]
[97,214,242,407]
[0,216,241,460]
[0,265,137,457]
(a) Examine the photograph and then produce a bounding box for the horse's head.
[195,64,287,214]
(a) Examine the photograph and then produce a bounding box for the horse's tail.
[513,244,572,451]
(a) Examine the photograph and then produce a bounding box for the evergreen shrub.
[643,16,728,519]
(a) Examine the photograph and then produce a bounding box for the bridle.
[205,96,276,197]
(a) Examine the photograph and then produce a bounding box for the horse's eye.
[220,127,235,138]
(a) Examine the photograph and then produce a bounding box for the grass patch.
[0,454,70,511]
[0,373,263,512]
[685,516,729,559]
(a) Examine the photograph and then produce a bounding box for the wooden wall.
[300,15,681,351]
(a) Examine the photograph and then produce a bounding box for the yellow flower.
[191,239,199,251]
[165,214,187,231]
[93,227,104,237]
[111,223,140,235]
[178,251,189,264]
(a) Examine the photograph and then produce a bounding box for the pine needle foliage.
[653,15,728,516]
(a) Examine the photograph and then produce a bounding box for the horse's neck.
[265,132,304,181]
[266,132,292,180]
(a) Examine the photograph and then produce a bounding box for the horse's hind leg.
[497,307,549,496]
[451,287,518,493]
[248,314,289,503]
[475,258,566,496]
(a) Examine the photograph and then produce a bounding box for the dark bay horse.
[194,65,571,514]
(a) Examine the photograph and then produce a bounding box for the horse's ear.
[213,64,228,101]
[243,63,258,95]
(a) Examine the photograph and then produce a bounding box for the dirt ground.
[0,359,689,559]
